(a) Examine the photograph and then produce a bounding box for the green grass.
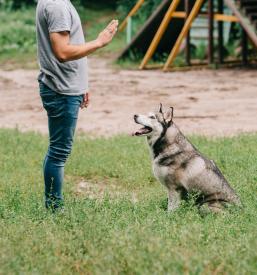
[0,8,37,68]
[0,128,256,274]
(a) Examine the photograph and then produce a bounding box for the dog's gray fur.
[134,104,241,212]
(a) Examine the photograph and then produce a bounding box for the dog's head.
[133,104,174,138]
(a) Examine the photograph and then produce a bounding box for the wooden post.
[218,0,224,63]
[163,0,204,71]
[119,0,145,32]
[208,0,214,65]
[139,0,181,70]
[185,0,191,66]
[242,28,248,66]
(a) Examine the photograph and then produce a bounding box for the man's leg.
[40,83,83,210]
[43,154,65,210]
[44,107,80,209]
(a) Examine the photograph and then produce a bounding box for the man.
[36,0,118,211]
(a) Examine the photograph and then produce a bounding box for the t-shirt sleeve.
[44,1,72,33]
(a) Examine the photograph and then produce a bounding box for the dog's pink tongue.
[132,127,148,136]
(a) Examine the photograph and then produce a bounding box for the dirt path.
[0,58,256,137]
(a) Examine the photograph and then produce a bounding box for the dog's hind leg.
[167,187,182,212]
[199,201,225,215]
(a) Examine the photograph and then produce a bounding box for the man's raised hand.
[96,20,119,48]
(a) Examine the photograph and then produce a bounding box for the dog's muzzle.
[133,115,153,136]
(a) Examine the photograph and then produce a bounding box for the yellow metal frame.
[164,0,205,71]
[139,0,181,70]
[119,0,145,32]
[172,12,239,22]
[214,14,239,22]
[120,0,242,70]
[137,0,240,70]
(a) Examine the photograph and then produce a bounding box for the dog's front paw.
[167,204,180,212]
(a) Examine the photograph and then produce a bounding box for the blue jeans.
[39,81,83,210]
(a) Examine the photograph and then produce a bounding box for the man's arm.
[50,20,118,63]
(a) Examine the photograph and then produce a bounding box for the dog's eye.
[149,115,155,119]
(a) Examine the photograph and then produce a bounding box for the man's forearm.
[50,20,118,63]
[57,39,102,62]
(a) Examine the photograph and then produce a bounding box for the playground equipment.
[118,0,257,71]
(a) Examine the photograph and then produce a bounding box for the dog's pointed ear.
[164,107,174,124]
[159,103,163,114]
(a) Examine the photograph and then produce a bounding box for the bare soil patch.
[75,179,138,203]
[0,57,257,137]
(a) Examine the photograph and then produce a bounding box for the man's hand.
[96,20,119,48]
[80,92,90,109]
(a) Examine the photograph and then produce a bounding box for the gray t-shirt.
[36,0,88,95]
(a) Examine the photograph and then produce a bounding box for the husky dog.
[133,104,241,212]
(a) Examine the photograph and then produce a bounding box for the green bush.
[0,0,117,10]
[117,0,162,17]
[0,0,36,10]
[0,8,36,55]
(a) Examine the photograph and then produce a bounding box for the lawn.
[0,128,256,274]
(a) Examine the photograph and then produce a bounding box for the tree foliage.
[0,0,117,9]
[0,0,36,9]
[0,0,162,16]
[117,0,162,16]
